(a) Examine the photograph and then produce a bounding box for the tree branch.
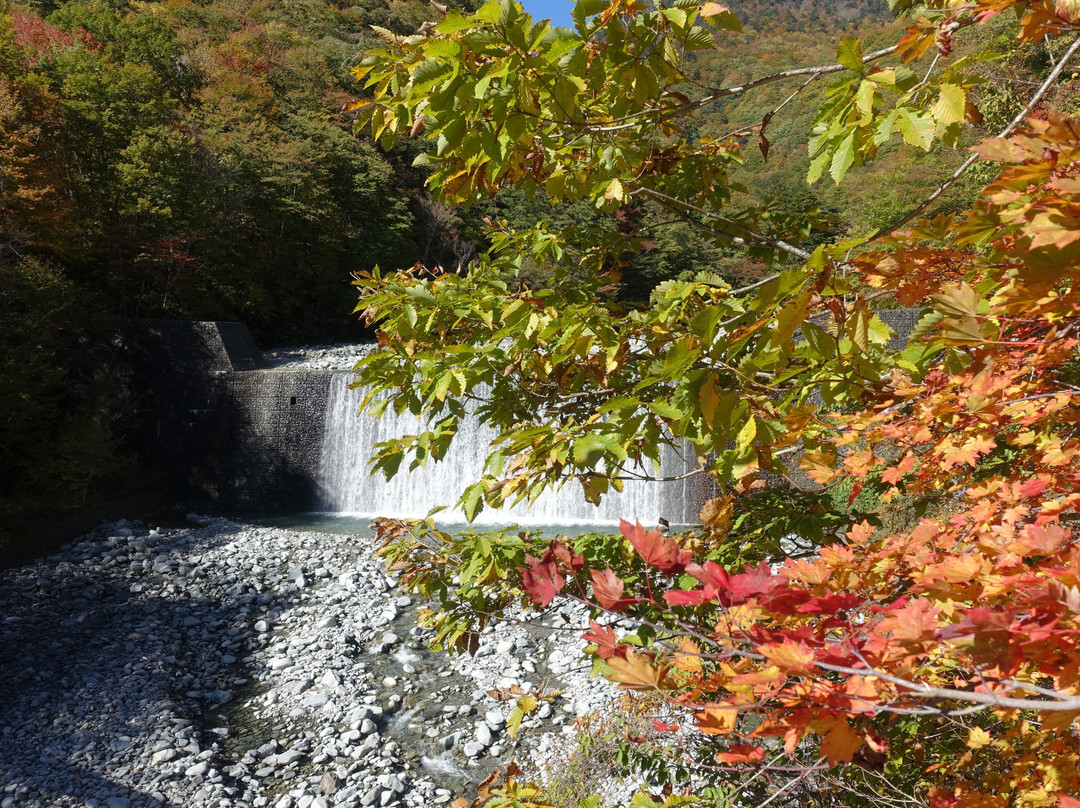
[877,32,1080,239]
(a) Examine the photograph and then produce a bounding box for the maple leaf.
[582,620,621,660]
[606,649,667,691]
[686,560,732,591]
[520,557,565,607]
[843,449,875,479]
[1012,523,1067,556]
[728,561,782,604]
[620,519,692,573]
[696,703,738,735]
[672,637,703,675]
[731,666,785,687]
[1040,708,1080,731]
[799,450,839,484]
[881,454,918,484]
[817,716,862,766]
[664,586,719,607]
[715,743,765,764]
[539,539,584,573]
[878,598,941,644]
[590,567,638,612]
[795,592,863,615]
[965,726,992,749]
[759,640,818,676]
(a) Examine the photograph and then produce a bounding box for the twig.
[877,32,1080,239]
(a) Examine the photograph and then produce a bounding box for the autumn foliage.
[353,0,1080,805]
[505,113,1080,806]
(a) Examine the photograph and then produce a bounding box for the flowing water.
[316,374,705,525]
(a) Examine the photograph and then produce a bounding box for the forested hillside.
[0,0,1071,536]
[0,0,475,530]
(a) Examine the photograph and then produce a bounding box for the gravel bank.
[0,517,616,808]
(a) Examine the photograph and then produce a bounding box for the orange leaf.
[758,640,817,676]
[696,703,739,735]
[843,448,875,479]
[798,450,838,484]
[605,650,666,691]
[1040,709,1080,731]
[715,743,765,764]
[672,636,703,675]
[818,716,862,765]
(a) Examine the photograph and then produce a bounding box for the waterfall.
[316,373,705,526]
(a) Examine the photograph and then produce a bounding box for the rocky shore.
[0,517,616,808]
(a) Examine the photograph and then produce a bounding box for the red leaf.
[728,561,782,603]
[795,592,863,615]
[590,567,638,612]
[519,556,565,607]
[539,539,584,573]
[847,480,863,507]
[687,560,731,591]
[582,620,621,660]
[664,586,719,607]
[652,720,680,733]
[716,743,765,764]
[620,519,692,573]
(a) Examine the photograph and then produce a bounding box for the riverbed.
[0,516,617,808]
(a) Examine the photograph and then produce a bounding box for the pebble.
[0,516,620,808]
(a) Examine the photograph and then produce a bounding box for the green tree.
[350,1,1080,805]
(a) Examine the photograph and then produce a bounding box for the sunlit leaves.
[353,5,1080,807]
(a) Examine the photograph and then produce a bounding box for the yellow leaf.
[699,2,730,17]
[606,650,666,691]
[699,496,733,533]
[604,178,625,203]
[966,726,992,749]
[798,450,838,485]
[700,378,721,428]
[696,703,738,735]
[673,637,703,675]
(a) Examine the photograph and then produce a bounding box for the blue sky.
[520,0,575,28]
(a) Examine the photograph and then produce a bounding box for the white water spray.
[316,374,704,525]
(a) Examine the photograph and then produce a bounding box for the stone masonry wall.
[127,321,333,511]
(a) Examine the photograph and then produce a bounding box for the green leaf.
[574,434,608,468]
[461,482,486,521]
[836,37,864,74]
[411,60,453,93]
[896,108,934,150]
[573,0,608,24]
[807,147,831,185]
[650,401,684,420]
[801,321,835,358]
[736,416,757,451]
[689,305,727,345]
[475,0,502,24]
[772,290,811,347]
[931,83,966,127]
[436,10,475,34]
[499,0,519,28]
[829,130,857,184]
